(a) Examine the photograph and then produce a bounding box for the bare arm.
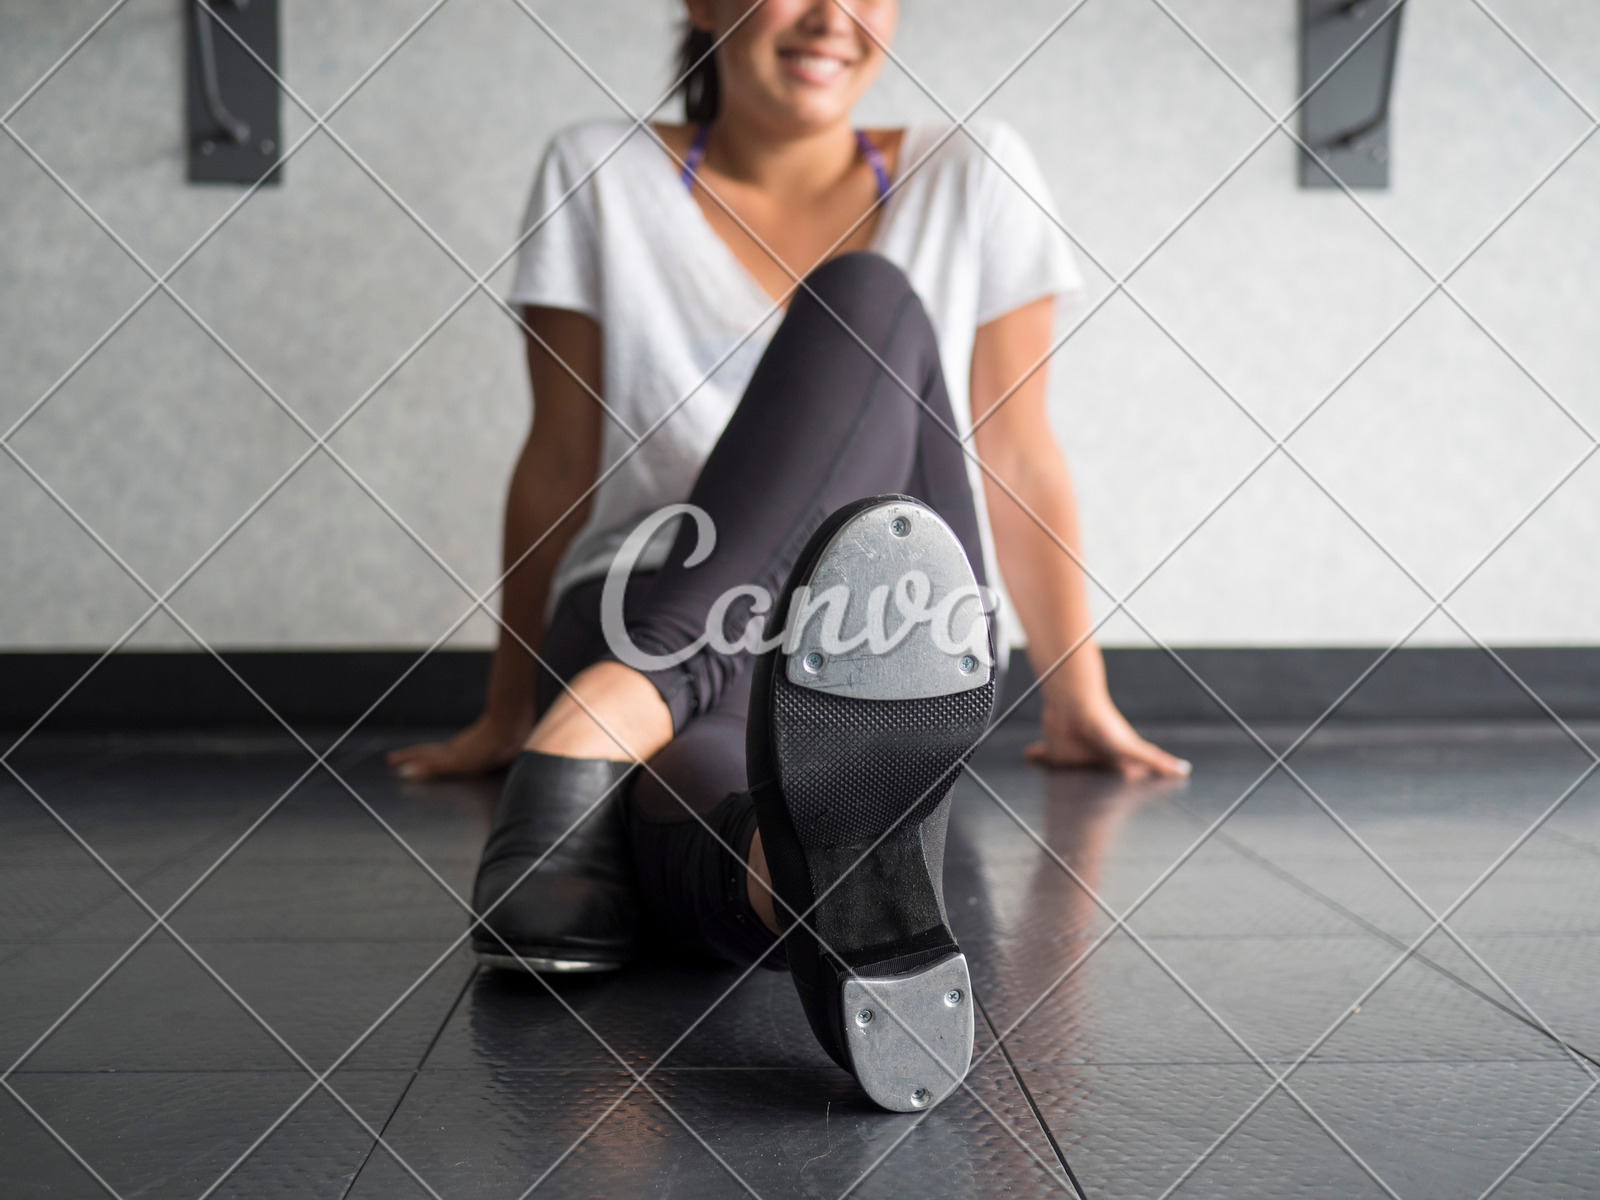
[970,297,1187,778]
[390,307,604,778]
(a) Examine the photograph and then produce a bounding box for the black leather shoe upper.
[471,751,639,962]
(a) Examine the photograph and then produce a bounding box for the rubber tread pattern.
[772,673,995,849]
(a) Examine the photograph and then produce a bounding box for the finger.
[1117,736,1190,779]
[1024,739,1094,769]
[386,742,440,764]
[389,746,445,779]
[394,756,431,779]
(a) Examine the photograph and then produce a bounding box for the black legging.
[534,253,985,965]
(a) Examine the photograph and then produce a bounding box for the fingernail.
[1177,759,1193,776]
[397,764,417,778]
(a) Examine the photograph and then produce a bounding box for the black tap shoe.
[471,751,639,972]
[747,496,995,1112]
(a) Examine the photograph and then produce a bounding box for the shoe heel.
[750,496,994,1106]
[842,951,974,1111]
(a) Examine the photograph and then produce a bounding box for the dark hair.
[675,23,720,124]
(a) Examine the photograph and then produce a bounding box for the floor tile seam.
[1467,931,1600,939]
[1542,829,1600,859]
[0,825,257,960]
[1120,928,1600,941]
[1172,807,1600,1062]
[0,937,484,947]
[337,963,478,1200]
[130,853,485,863]
[0,747,138,786]
[1007,1056,1590,1066]
[1015,848,1600,867]
[6,1067,418,1076]
[973,991,1088,1198]
[390,1066,887,1074]
[1025,931,1523,942]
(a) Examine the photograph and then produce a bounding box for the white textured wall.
[3,0,1597,651]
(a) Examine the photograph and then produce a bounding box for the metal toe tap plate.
[842,952,974,1112]
[786,501,992,701]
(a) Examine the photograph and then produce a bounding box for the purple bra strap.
[681,125,892,200]
[680,123,712,190]
[855,129,892,202]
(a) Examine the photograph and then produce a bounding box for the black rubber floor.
[3,716,1597,1198]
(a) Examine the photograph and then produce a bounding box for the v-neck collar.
[648,123,907,311]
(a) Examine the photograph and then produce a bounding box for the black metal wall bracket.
[1300,0,1405,189]
[185,0,281,185]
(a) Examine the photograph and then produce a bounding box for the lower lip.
[779,55,851,86]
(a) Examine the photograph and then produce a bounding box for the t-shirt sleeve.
[506,133,601,317]
[973,121,1084,326]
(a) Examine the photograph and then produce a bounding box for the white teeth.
[789,53,845,78]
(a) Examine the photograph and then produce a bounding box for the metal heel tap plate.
[842,952,974,1112]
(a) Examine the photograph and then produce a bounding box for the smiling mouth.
[778,49,855,82]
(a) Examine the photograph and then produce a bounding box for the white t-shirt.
[508,118,1083,648]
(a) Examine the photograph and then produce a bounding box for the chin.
[765,84,856,128]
